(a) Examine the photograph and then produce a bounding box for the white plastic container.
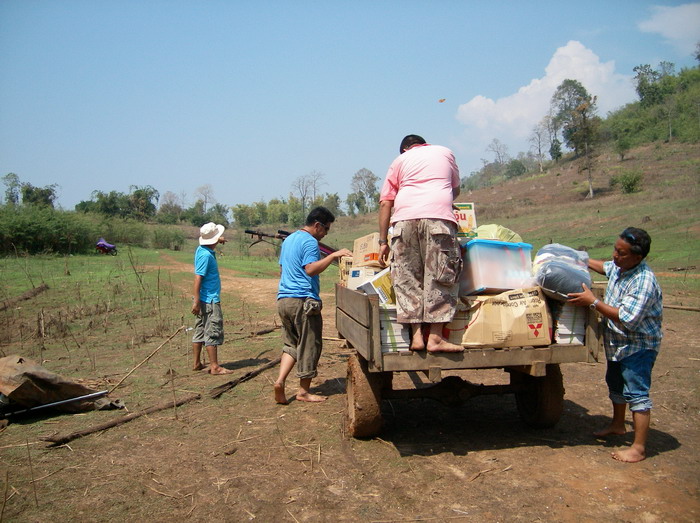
[459,239,533,295]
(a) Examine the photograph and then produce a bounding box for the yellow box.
[453,202,477,241]
[357,267,395,304]
[338,256,353,286]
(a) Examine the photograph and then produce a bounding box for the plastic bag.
[474,224,523,243]
[533,244,591,301]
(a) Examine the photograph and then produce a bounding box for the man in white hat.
[192,222,232,375]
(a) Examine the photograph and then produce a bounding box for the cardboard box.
[357,267,395,304]
[459,239,534,295]
[454,202,477,243]
[338,256,353,286]
[443,287,552,348]
[352,232,385,268]
[379,305,411,352]
[347,266,383,290]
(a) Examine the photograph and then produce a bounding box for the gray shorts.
[192,301,224,347]
[277,297,323,379]
[390,219,462,324]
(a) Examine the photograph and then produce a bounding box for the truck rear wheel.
[512,364,564,428]
[346,353,383,437]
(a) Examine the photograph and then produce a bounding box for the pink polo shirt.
[379,143,460,224]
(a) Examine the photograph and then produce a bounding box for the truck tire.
[346,353,383,437]
[512,364,564,428]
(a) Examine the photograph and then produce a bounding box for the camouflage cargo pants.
[389,219,462,324]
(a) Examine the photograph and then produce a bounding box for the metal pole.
[2,390,109,417]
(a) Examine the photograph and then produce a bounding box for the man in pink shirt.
[378,135,464,352]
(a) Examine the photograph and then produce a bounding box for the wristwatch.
[589,299,600,311]
[378,239,388,245]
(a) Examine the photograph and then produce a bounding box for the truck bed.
[335,283,602,374]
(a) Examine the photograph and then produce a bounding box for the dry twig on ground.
[41,393,201,446]
[109,325,185,393]
[0,283,49,312]
[209,357,282,399]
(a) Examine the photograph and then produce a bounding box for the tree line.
[0,166,383,253]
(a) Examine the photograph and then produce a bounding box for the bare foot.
[208,366,234,375]
[410,327,426,351]
[296,392,327,403]
[612,446,646,463]
[274,383,288,405]
[593,425,626,438]
[193,363,207,371]
[427,339,464,353]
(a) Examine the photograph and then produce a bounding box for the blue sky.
[1,1,698,212]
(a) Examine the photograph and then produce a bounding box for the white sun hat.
[199,222,225,245]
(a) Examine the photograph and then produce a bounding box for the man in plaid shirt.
[569,227,662,463]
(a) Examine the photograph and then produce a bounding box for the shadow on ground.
[350,394,681,458]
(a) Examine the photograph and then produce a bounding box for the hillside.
[234,141,697,304]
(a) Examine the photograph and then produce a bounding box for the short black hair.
[399,134,426,154]
[619,227,651,258]
[305,206,336,227]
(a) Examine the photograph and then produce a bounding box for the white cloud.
[455,41,635,165]
[638,3,700,55]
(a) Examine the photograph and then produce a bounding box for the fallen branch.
[40,393,201,446]
[663,304,700,312]
[667,265,696,272]
[229,326,280,341]
[148,485,183,499]
[31,466,79,484]
[468,468,494,482]
[109,325,185,393]
[0,283,49,312]
[209,357,282,399]
[252,327,278,336]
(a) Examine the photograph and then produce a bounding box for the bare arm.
[588,258,605,275]
[567,282,620,323]
[305,248,353,277]
[192,274,203,315]
[378,199,394,265]
[452,186,460,200]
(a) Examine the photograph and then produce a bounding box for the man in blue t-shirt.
[192,222,233,375]
[274,207,352,404]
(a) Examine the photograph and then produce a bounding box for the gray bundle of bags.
[533,244,592,301]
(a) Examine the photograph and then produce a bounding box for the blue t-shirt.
[194,245,221,303]
[277,230,320,301]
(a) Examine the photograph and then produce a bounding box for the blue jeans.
[606,349,657,412]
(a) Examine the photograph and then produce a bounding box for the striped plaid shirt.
[603,260,663,361]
